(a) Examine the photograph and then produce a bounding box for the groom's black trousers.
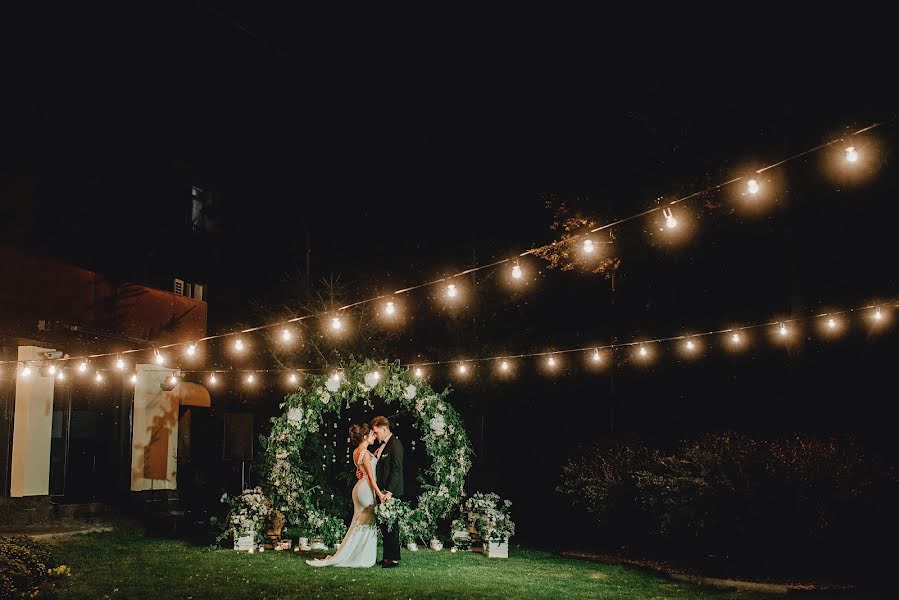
[379,497,401,562]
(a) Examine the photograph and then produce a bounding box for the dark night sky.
[5,6,899,543]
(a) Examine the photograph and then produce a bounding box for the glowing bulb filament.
[779,323,789,337]
[547,356,556,367]
[747,179,760,194]
[21,365,32,378]
[155,351,165,365]
[234,339,245,352]
[78,362,88,373]
[592,350,601,363]
[500,360,510,371]
[583,238,595,254]
[845,146,859,162]
[209,373,217,384]
[446,284,458,298]
[731,333,742,344]
[827,317,837,329]
[511,264,523,279]
[186,344,197,356]
[414,368,423,378]
[685,340,695,350]
[115,357,125,370]
[874,307,883,321]
[639,346,648,357]
[662,207,677,229]
[281,329,292,342]
[385,301,396,315]
[48,365,57,375]
[289,373,298,384]
[331,317,343,331]
[246,373,255,384]
[458,363,468,374]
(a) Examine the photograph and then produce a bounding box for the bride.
[306,423,385,568]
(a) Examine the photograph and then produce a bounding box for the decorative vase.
[429,538,443,551]
[406,542,418,552]
[310,537,327,551]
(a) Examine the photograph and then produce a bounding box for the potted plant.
[217,487,273,552]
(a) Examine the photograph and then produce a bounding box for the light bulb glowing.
[457,362,468,374]
[289,373,298,384]
[511,264,523,279]
[154,351,165,365]
[446,284,458,298]
[186,344,197,356]
[592,350,601,363]
[582,238,595,254]
[874,307,883,321]
[331,317,343,331]
[246,373,255,384]
[685,339,695,351]
[638,346,648,357]
[209,373,217,385]
[168,375,178,386]
[731,332,742,344]
[385,301,396,316]
[662,207,677,229]
[845,146,859,163]
[500,360,510,371]
[234,338,245,352]
[48,365,57,375]
[115,357,125,370]
[281,329,292,342]
[779,323,789,337]
[78,361,88,373]
[21,365,32,378]
[95,371,104,383]
[747,179,760,194]
[826,317,837,329]
[57,371,65,381]
[329,372,341,383]
[130,374,137,384]
[547,356,557,367]
[414,368,423,378]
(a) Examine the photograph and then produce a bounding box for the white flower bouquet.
[218,486,273,545]
[463,492,515,541]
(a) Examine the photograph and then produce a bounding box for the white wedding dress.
[306,451,378,568]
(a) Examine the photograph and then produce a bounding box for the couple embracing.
[306,416,404,569]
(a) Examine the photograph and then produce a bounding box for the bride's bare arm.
[360,452,383,500]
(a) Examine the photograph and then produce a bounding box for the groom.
[371,415,404,568]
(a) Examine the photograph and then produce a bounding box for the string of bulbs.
[0,119,890,372]
[11,297,894,388]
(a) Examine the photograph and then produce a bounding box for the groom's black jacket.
[376,434,404,497]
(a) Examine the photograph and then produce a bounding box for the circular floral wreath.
[262,358,473,545]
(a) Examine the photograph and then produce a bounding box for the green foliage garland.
[262,357,473,546]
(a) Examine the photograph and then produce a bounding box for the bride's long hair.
[348,423,371,446]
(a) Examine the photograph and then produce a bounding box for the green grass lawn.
[46,528,852,600]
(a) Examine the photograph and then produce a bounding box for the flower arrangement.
[374,497,411,533]
[463,492,515,541]
[218,487,273,545]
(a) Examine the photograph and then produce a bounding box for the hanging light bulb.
[779,323,789,337]
[21,364,32,378]
[234,338,245,352]
[414,367,423,378]
[845,146,859,163]
[638,346,648,357]
[511,264,523,279]
[154,350,165,365]
[95,371,104,383]
[48,364,57,376]
[331,316,343,331]
[384,301,396,316]
[731,332,742,344]
[582,238,595,254]
[281,329,293,342]
[329,371,341,383]
[78,361,88,373]
[874,307,883,321]
[130,374,137,384]
[115,356,125,370]
[662,207,677,229]
[246,373,255,384]
[547,355,557,367]
[747,179,760,194]
[209,373,217,385]
[289,372,298,384]
[56,370,65,382]
[826,317,837,330]
[684,339,696,351]
[186,343,197,357]
[446,283,458,299]
[168,374,178,387]
[500,360,510,372]
[592,349,601,363]
[457,362,468,375]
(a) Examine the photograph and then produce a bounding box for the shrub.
[0,535,59,599]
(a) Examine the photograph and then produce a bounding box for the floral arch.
[262,358,472,545]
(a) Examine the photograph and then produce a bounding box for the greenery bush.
[0,535,61,599]
[557,432,899,580]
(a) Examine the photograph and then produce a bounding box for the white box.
[234,534,254,551]
[485,538,509,558]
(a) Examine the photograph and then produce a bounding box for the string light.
[500,360,510,372]
[730,332,743,345]
[638,345,648,358]
[747,179,760,195]
[446,283,458,299]
[186,343,197,356]
[78,361,88,373]
[288,372,298,384]
[778,323,789,337]
[21,364,31,378]
[234,338,245,352]
[845,146,859,163]
[130,374,137,384]
[281,328,293,342]
[331,316,343,331]
[684,339,697,352]
[384,301,396,316]
[457,362,468,375]
[48,365,57,375]
[168,374,178,387]
[547,355,557,368]
[56,370,65,382]
[154,350,165,365]
[591,349,601,363]
[246,373,255,384]
[662,207,677,229]
[95,371,104,383]
[511,264,523,279]
[414,367,423,378]
[209,373,217,385]
[115,357,125,370]
[582,238,596,254]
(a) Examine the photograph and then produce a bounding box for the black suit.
[375,434,404,562]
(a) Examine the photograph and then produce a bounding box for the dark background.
[3,5,898,547]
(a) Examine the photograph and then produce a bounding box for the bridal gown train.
[306,453,378,568]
